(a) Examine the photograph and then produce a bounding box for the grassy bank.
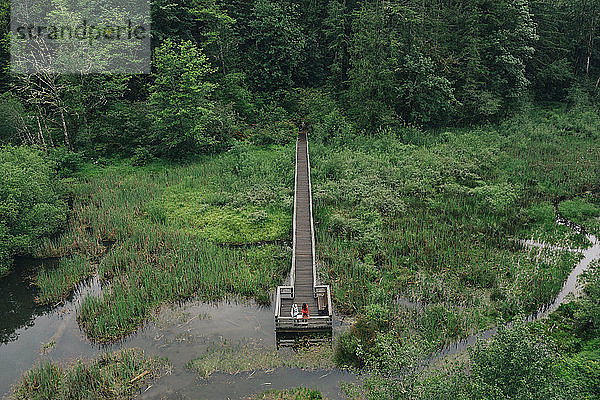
[558,194,600,237]
[33,142,294,341]
[10,349,164,400]
[35,255,94,304]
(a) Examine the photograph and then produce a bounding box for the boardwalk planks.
[275,132,332,340]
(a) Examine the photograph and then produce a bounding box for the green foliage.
[39,143,293,341]
[36,255,93,304]
[559,197,600,237]
[0,146,67,275]
[247,0,305,93]
[153,184,291,244]
[334,331,362,368]
[556,343,600,400]
[149,39,224,157]
[522,202,591,248]
[0,94,26,144]
[256,387,323,400]
[395,51,456,125]
[249,119,297,146]
[217,72,258,122]
[48,147,83,178]
[130,147,155,167]
[316,106,600,369]
[12,349,163,400]
[540,262,600,351]
[469,322,567,399]
[532,262,600,398]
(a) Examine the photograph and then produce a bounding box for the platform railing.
[275,285,332,331]
[275,315,333,330]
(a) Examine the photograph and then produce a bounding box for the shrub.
[0,146,67,276]
[130,147,155,166]
[48,147,83,178]
[334,331,362,368]
[469,322,568,399]
[250,120,297,146]
[0,93,27,145]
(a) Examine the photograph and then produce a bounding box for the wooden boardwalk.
[275,132,332,342]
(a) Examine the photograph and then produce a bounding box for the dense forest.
[2,0,600,399]
[1,0,600,155]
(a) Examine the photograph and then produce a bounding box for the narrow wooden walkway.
[281,132,317,313]
[275,132,332,340]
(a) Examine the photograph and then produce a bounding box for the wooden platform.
[275,132,332,344]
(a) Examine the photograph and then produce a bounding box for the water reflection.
[0,259,52,344]
[0,274,355,399]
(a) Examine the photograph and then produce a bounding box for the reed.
[255,388,324,400]
[35,255,94,304]
[310,107,600,362]
[11,349,163,400]
[38,143,293,342]
[558,196,600,237]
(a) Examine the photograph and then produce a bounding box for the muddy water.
[0,266,356,399]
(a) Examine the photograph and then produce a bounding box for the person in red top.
[302,303,309,320]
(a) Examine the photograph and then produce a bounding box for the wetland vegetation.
[11,349,165,400]
[2,0,600,398]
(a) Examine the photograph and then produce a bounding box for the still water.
[0,264,357,399]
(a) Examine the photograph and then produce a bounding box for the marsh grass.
[149,185,291,244]
[253,388,325,400]
[558,195,600,237]
[11,349,164,400]
[188,342,335,378]
[79,240,288,341]
[35,255,94,304]
[35,142,293,342]
[310,107,600,363]
[521,201,591,248]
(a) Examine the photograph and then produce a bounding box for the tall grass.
[309,106,600,361]
[255,388,324,400]
[558,195,600,236]
[11,349,163,400]
[34,142,293,342]
[35,255,94,304]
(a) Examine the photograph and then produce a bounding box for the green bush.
[557,344,600,399]
[0,146,67,275]
[0,93,26,145]
[469,322,570,399]
[249,120,297,146]
[48,147,83,178]
[130,147,155,167]
[334,331,362,368]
